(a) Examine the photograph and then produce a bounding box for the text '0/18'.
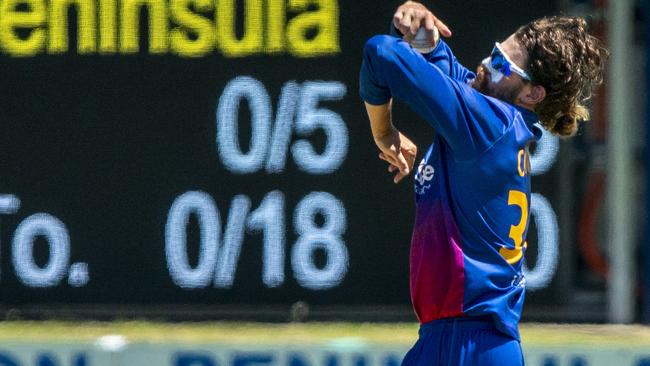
[165,190,348,290]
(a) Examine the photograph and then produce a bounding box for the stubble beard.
[471,65,491,95]
[471,64,522,105]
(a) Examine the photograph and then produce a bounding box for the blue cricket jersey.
[359,35,542,341]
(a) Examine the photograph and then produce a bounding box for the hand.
[374,127,417,184]
[393,1,452,41]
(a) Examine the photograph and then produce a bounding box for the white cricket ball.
[410,26,439,54]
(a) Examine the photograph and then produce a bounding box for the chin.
[471,69,491,96]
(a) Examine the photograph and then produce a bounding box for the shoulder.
[455,88,515,136]
[458,96,541,161]
[473,95,542,142]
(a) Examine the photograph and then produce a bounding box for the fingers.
[402,8,421,36]
[423,14,435,31]
[420,11,452,37]
[395,151,409,174]
[380,153,399,174]
[379,152,410,184]
[378,151,403,170]
[394,2,452,38]
[393,9,409,36]
[393,11,403,32]
[434,18,452,37]
[386,161,407,184]
[379,153,408,184]
[380,150,408,174]
[394,170,408,183]
[400,10,411,31]
[408,10,422,36]
[394,7,424,36]
[397,132,418,173]
[393,156,410,183]
[375,127,419,184]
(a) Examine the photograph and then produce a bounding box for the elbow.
[359,35,399,105]
[363,35,398,61]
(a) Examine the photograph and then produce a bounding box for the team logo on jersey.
[415,160,435,195]
[511,274,526,288]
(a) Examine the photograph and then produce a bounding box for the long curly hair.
[515,16,609,137]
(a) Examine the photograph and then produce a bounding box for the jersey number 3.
[499,190,528,264]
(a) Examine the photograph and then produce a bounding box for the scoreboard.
[0,0,564,315]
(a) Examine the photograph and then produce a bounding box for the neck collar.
[513,105,543,139]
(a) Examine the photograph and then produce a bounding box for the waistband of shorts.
[420,316,496,332]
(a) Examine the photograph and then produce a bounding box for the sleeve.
[389,25,476,83]
[359,35,510,160]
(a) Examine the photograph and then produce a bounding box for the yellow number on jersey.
[500,190,528,264]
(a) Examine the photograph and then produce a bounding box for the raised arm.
[391,1,475,83]
[360,35,510,160]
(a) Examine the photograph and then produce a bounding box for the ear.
[520,84,546,106]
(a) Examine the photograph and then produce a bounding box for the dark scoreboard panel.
[0,0,562,311]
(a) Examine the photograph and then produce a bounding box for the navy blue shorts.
[401,317,524,366]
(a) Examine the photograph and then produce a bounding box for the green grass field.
[0,321,648,347]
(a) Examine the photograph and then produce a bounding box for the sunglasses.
[482,42,533,83]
